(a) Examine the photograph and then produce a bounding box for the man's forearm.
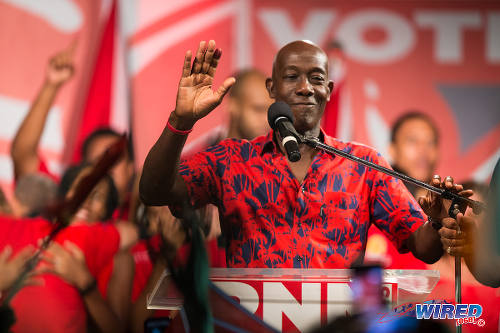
[409,220,443,264]
[11,81,60,177]
[139,112,195,206]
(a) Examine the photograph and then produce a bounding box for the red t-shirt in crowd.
[0,215,120,333]
[176,130,425,268]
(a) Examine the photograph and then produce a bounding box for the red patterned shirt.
[177,130,425,268]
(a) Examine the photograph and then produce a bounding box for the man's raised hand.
[46,41,76,87]
[173,40,236,128]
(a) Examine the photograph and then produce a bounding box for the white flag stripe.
[111,2,130,134]
[0,155,13,182]
[129,1,237,75]
[2,0,82,32]
[0,95,63,152]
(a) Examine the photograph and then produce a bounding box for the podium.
[148,268,439,332]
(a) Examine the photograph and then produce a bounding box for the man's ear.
[265,78,275,99]
[326,80,334,101]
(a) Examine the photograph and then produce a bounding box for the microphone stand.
[300,135,484,333]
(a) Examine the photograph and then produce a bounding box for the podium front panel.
[148,268,439,332]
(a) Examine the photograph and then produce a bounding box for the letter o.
[336,10,416,64]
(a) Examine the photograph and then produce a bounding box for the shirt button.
[301,186,305,194]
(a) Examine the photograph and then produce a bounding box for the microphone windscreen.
[267,101,295,129]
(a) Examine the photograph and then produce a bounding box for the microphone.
[267,101,301,162]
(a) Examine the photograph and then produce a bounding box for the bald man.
[140,40,446,268]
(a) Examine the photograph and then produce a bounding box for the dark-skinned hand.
[418,175,473,221]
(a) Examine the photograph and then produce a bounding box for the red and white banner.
[1,0,499,191]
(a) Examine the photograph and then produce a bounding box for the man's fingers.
[182,50,192,78]
[207,48,222,77]
[40,254,55,265]
[36,264,55,275]
[456,213,477,234]
[64,241,84,260]
[439,228,461,240]
[458,189,474,198]
[12,245,35,266]
[431,175,441,187]
[0,245,12,262]
[443,176,454,190]
[215,77,236,102]
[441,217,460,230]
[201,40,216,74]
[441,237,467,248]
[417,196,430,209]
[46,242,66,258]
[192,40,206,74]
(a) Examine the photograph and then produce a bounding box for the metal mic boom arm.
[301,135,486,215]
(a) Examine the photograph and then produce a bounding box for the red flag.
[322,43,347,139]
[71,0,116,163]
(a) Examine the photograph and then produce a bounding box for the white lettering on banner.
[487,12,500,62]
[336,9,416,64]
[414,11,482,63]
[258,10,336,47]
[263,282,321,332]
[326,283,352,321]
[258,8,498,64]
[212,281,259,315]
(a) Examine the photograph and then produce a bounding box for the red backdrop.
[0,0,499,193]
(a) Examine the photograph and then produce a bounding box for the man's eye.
[284,74,297,79]
[312,76,325,82]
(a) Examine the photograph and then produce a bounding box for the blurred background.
[0,0,499,192]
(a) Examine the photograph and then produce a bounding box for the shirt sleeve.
[176,140,233,210]
[368,151,426,253]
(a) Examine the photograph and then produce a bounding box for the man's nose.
[295,77,313,96]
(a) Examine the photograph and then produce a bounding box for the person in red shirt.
[365,112,440,269]
[139,40,451,268]
[0,215,120,333]
[0,163,137,333]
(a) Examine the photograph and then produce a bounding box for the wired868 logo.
[416,303,485,327]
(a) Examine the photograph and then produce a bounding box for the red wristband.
[167,117,193,135]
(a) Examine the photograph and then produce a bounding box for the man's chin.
[292,113,322,134]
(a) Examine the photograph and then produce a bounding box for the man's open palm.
[175,40,235,122]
